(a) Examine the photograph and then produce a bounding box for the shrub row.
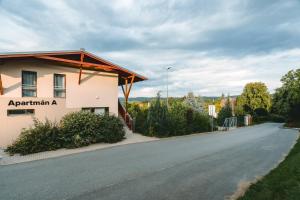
[128,96,211,137]
[5,111,125,155]
[253,113,285,124]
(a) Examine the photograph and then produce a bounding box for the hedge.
[5,111,125,155]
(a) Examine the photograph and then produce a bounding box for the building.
[0,50,147,148]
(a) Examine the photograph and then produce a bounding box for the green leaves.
[272,69,300,121]
[128,93,211,137]
[217,98,233,126]
[5,118,62,155]
[60,112,125,147]
[5,112,125,155]
[238,82,272,114]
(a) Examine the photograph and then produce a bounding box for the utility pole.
[166,67,172,108]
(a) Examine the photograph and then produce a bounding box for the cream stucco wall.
[0,59,119,147]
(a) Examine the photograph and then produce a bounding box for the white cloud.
[0,0,299,97]
[109,48,300,97]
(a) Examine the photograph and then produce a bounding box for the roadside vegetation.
[5,111,125,155]
[217,96,233,126]
[239,137,300,200]
[128,92,211,137]
[129,69,299,138]
[226,69,299,126]
[237,69,300,199]
[272,69,300,127]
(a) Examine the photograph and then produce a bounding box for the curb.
[0,135,159,166]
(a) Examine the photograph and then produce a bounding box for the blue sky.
[0,0,299,97]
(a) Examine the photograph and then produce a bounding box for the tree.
[217,96,233,126]
[167,100,189,135]
[147,92,168,136]
[235,96,245,115]
[127,103,148,134]
[272,69,300,121]
[237,82,271,114]
[183,92,205,113]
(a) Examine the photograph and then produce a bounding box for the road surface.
[0,123,298,200]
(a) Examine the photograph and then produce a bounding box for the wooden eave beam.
[127,75,135,97]
[78,52,84,85]
[35,55,115,72]
[121,84,126,97]
[125,78,128,98]
[83,51,147,81]
[0,51,80,59]
[121,76,135,112]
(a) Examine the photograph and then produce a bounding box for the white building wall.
[0,59,119,147]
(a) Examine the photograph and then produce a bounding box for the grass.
[239,135,300,200]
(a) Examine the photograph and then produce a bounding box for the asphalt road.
[0,123,298,200]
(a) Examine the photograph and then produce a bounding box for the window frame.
[81,107,109,115]
[22,70,37,97]
[53,73,66,98]
[7,109,35,116]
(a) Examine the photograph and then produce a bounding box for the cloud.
[0,0,299,97]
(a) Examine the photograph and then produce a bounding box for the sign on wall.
[8,100,58,107]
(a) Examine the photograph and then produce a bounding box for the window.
[54,74,66,98]
[7,109,35,116]
[94,108,108,115]
[22,71,37,97]
[82,107,109,115]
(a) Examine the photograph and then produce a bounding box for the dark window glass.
[7,109,35,116]
[22,71,37,97]
[54,74,66,98]
[81,107,109,115]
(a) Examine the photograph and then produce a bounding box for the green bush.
[129,94,211,137]
[191,111,211,133]
[60,111,102,147]
[253,113,286,124]
[167,101,188,136]
[97,115,126,143]
[270,114,285,123]
[217,104,233,126]
[146,93,168,137]
[127,103,148,134]
[253,116,269,124]
[236,115,245,127]
[5,119,62,155]
[6,111,125,155]
[60,111,125,147]
[254,108,269,117]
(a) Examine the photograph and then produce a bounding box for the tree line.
[128,69,300,137]
[217,69,300,127]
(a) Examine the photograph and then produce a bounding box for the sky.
[0,0,299,97]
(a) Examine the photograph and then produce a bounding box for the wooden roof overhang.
[0,50,147,86]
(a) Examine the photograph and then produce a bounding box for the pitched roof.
[0,49,147,85]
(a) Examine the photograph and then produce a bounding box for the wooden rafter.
[78,68,82,84]
[127,75,135,97]
[35,55,115,72]
[121,84,126,97]
[78,52,84,85]
[0,73,3,95]
[121,76,135,112]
